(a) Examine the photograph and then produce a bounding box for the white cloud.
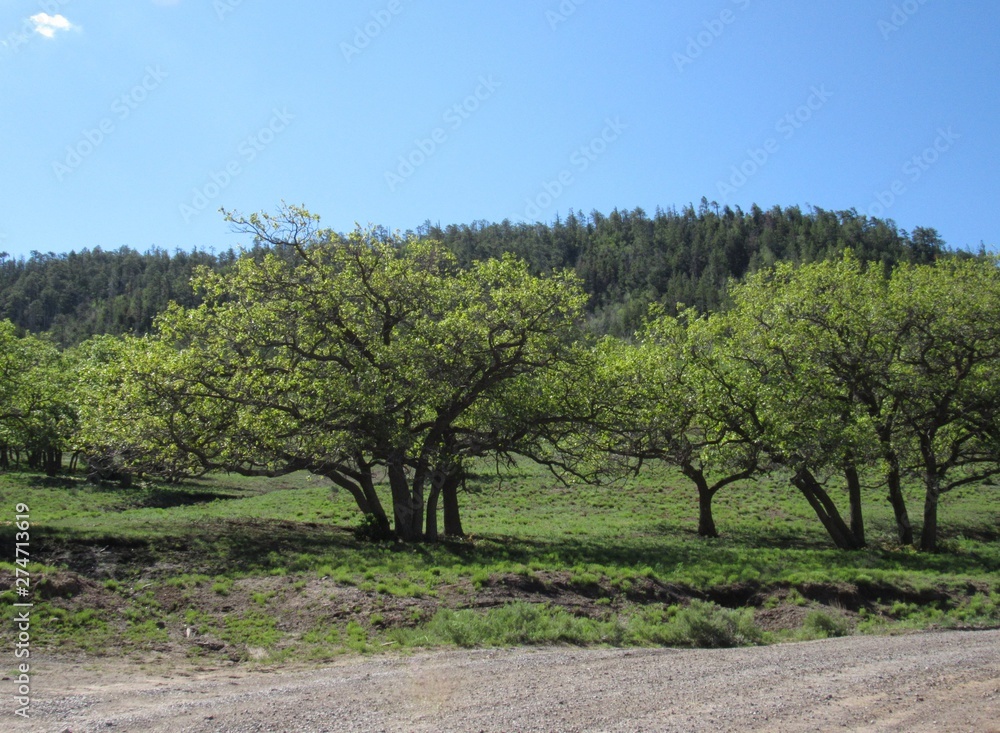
[30,13,76,38]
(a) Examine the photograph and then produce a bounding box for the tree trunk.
[884,455,913,545]
[45,449,61,477]
[387,455,422,541]
[443,474,464,538]
[357,469,391,537]
[844,463,866,547]
[916,436,942,553]
[324,469,391,538]
[426,471,464,540]
[681,463,718,538]
[792,468,862,550]
[697,485,718,538]
[920,475,941,552]
[425,479,440,542]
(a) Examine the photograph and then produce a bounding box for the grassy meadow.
[2,461,998,666]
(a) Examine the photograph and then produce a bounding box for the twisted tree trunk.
[792,468,863,550]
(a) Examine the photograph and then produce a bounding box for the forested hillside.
[0,246,230,346]
[421,202,954,334]
[0,202,958,344]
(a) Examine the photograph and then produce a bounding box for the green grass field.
[2,461,997,666]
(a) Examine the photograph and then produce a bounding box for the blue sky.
[1,0,997,259]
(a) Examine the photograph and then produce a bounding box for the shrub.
[671,600,763,648]
[421,602,602,647]
[801,610,851,638]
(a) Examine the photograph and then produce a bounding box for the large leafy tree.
[595,311,768,538]
[73,334,206,483]
[888,258,1000,551]
[713,254,1000,551]
[722,255,912,548]
[699,269,871,550]
[0,321,74,474]
[89,206,588,541]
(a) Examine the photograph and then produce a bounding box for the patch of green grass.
[1,458,997,659]
[212,578,234,596]
[28,605,115,652]
[344,620,371,652]
[251,591,276,606]
[165,574,212,589]
[666,600,764,648]
[393,600,764,650]
[221,612,280,648]
[954,592,1000,625]
[405,602,603,648]
[125,619,169,644]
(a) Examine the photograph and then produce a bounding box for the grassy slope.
[1,462,997,665]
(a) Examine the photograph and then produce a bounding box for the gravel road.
[10,629,1000,733]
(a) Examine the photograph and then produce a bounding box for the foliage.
[622,253,1000,551]
[83,206,590,541]
[887,258,1000,550]
[0,246,227,346]
[73,334,206,482]
[592,309,771,538]
[0,321,74,473]
[422,203,951,336]
[800,610,852,639]
[667,599,763,647]
[2,205,995,553]
[0,203,954,346]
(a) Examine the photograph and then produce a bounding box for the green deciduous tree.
[0,321,74,474]
[710,254,1000,551]
[888,258,1000,551]
[86,206,589,541]
[721,255,909,548]
[595,310,769,538]
[73,334,206,483]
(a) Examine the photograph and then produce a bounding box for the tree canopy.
[1,202,960,346]
[614,253,1000,551]
[77,206,590,541]
[3,204,997,552]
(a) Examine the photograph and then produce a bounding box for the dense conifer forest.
[0,202,961,345]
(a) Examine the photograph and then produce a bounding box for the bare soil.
[8,629,999,732]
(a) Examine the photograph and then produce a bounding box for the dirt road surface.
[8,629,999,732]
